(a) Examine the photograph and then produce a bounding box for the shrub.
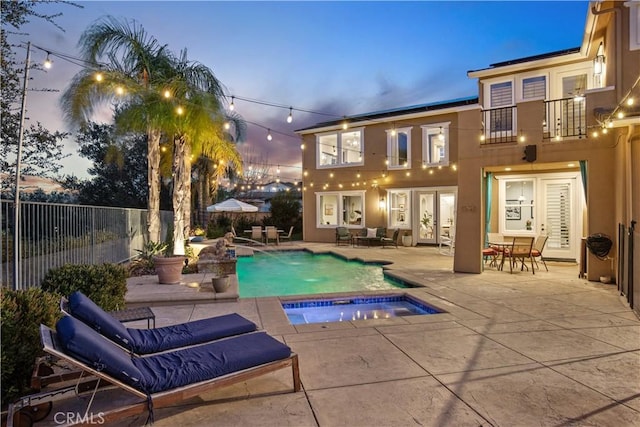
[40,264,127,311]
[1,288,62,408]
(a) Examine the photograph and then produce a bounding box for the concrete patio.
[51,242,640,426]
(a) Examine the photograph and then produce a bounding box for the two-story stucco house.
[297,1,639,313]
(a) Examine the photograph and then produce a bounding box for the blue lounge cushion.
[56,316,144,390]
[135,332,291,394]
[127,314,258,354]
[68,291,133,350]
[68,291,257,354]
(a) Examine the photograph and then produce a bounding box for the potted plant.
[402,231,412,247]
[190,226,205,242]
[197,237,236,293]
[153,229,187,284]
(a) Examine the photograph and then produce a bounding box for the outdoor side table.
[109,306,156,329]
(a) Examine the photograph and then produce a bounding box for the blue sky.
[16,1,589,181]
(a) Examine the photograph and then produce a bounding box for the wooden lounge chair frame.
[8,325,300,427]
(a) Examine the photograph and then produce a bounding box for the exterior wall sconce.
[379,198,386,209]
[593,42,605,75]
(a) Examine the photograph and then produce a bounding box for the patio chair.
[439,225,455,255]
[335,226,352,246]
[9,317,300,426]
[531,235,549,271]
[482,247,499,267]
[230,226,255,245]
[251,226,263,244]
[64,291,257,355]
[505,236,535,274]
[279,226,294,244]
[265,226,279,245]
[381,229,400,248]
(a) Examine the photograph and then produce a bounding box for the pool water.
[236,251,406,297]
[283,295,441,324]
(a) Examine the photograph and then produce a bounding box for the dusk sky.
[14,1,589,182]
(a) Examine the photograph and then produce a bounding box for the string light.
[94,72,103,82]
[43,52,52,69]
[229,95,235,110]
[115,86,125,95]
[287,107,293,123]
[267,129,272,141]
[163,89,171,99]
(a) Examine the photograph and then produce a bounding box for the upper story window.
[522,76,546,100]
[386,127,412,169]
[487,80,514,134]
[490,81,513,108]
[316,128,364,168]
[422,123,450,166]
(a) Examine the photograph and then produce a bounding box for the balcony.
[481,106,517,145]
[543,97,587,140]
[480,96,591,146]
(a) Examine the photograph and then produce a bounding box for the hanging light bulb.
[43,53,52,69]
[95,72,104,82]
[627,97,634,106]
[287,107,293,123]
[276,165,281,174]
[176,106,184,115]
[617,111,624,119]
[224,121,230,130]
[115,86,125,95]
[229,96,235,111]
[267,129,272,141]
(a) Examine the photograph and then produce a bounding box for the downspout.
[591,3,623,100]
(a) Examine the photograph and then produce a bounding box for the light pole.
[13,41,31,290]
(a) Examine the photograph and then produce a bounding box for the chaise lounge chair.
[8,316,300,426]
[64,291,257,354]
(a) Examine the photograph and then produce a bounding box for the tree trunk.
[147,128,161,243]
[172,135,188,255]
[183,142,192,239]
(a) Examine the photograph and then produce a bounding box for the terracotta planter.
[211,276,230,293]
[153,256,185,284]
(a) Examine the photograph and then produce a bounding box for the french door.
[415,189,457,245]
[540,177,579,260]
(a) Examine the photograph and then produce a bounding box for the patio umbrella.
[206,198,258,213]
[206,198,258,229]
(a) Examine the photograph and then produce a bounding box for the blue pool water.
[236,251,406,298]
[283,295,441,324]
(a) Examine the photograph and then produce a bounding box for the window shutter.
[523,76,546,99]
[546,183,571,249]
[490,82,512,107]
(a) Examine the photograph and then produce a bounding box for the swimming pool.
[283,295,442,325]
[236,251,406,298]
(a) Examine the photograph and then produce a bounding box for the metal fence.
[1,199,173,290]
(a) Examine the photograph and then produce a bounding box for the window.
[422,123,449,166]
[489,81,513,133]
[316,129,363,168]
[522,76,546,100]
[388,190,411,229]
[317,191,364,227]
[502,179,535,233]
[386,127,412,169]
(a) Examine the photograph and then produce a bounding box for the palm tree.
[155,50,244,254]
[61,16,172,243]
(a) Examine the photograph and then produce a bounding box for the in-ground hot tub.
[282,294,443,325]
